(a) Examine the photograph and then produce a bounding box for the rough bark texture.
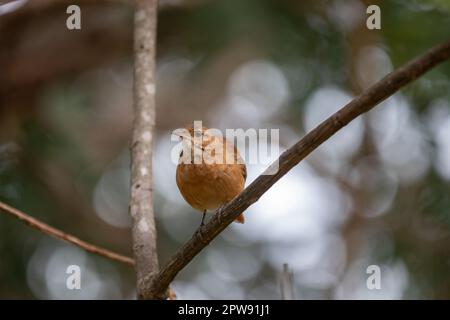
[130,0,159,300]
[141,39,450,299]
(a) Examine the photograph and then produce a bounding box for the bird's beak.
[172,127,205,152]
[172,128,190,140]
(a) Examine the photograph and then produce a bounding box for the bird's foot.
[194,226,209,245]
[216,204,227,224]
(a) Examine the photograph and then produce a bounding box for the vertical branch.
[130,0,159,300]
[279,263,295,300]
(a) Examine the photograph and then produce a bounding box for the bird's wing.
[232,144,247,182]
[241,163,247,182]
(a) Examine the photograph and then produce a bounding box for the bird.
[175,124,246,226]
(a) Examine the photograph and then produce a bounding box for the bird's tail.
[234,213,245,224]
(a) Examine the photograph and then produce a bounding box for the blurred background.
[1,0,450,299]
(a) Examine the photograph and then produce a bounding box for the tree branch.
[129,0,160,300]
[0,200,134,266]
[279,263,295,300]
[142,38,450,299]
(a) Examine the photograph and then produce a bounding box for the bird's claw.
[195,226,209,245]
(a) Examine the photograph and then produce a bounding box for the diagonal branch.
[142,38,450,299]
[0,200,134,266]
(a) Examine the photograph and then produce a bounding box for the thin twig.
[279,263,295,300]
[0,200,134,266]
[0,200,181,299]
[141,38,450,299]
[129,0,160,300]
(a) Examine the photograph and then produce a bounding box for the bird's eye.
[179,150,184,157]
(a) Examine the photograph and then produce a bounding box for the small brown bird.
[175,125,246,225]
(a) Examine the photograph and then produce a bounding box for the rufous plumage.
[175,125,246,225]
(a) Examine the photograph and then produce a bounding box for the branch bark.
[141,38,450,299]
[129,0,160,300]
[0,200,134,265]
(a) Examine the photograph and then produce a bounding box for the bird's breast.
[176,163,245,211]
